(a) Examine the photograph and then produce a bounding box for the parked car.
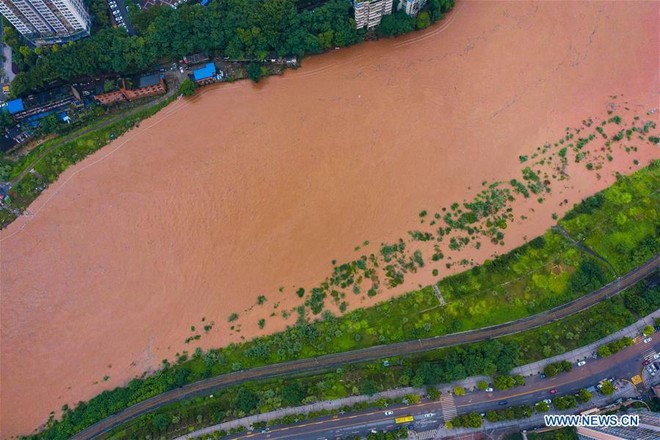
[485,387,493,392]
[577,360,586,367]
[549,389,558,394]
[543,399,552,404]
[647,366,656,376]
[643,337,653,343]
[643,359,652,366]
[498,400,508,406]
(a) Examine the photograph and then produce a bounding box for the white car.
[543,399,552,404]
[485,387,493,392]
[577,360,586,367]
[643,337,653,344]
[654,353,660,360]
[424,413,434,418]
[384,411,393,416]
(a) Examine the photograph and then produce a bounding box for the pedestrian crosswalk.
[438,393,457,422]
[642,348,658,361]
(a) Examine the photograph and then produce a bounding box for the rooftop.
[6,99,25,115]
[138,73,162,88]
[193,63,217,81]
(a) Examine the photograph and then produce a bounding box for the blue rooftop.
[193,63,216,81]
[6,98,24,114]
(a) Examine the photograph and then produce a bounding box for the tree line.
[8,0,455,96]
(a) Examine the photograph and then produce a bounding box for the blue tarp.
[193,63,216,81]
[6,98,25,114]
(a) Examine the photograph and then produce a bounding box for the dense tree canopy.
[9,0,456,96]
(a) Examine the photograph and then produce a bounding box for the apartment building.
[0,0,91,45]
[353,0,393,29]
[399,0,426,16]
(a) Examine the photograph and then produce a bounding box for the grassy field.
[559,162,659,274]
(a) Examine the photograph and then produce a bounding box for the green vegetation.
[178,79,196,96]
[1,98,173,228]
[559,161,659,274]
[10,0,456,97]
[25,156,660,438]
[34,276,657,439]
[552,395,578,410]
[452,386,465,396]
[642,325,654,336]
[597,336,633,358]
[504,281,658,363]
[493,374,525,391]
[543,360,572,378]
[449,412,483,428]
[600,380,615,396]
[527,427,578,440]
[577,388,592,404]
[438,232,613,330]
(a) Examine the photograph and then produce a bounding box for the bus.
[394,415,414,424]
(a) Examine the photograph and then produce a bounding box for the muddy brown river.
[1,1,658,436]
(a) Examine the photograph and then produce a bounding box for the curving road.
[73,255,659,439]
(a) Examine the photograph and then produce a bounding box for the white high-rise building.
[399,0,426,16]
[0,0,91,45]
[353,0,393,29]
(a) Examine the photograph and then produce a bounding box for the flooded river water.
[1,0,658,436]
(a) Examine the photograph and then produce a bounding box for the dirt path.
[1,1,658,437]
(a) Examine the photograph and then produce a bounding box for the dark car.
[498,400,508,406]
[643,359,651,366]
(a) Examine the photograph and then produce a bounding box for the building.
[3,84,76,120]
[138,0,185,10]
[399,0,426,16]
[0,0,91,45]
[353,0,393,29]
[577,411,660,440]
[192,62,217,85]
[94,74,167,106]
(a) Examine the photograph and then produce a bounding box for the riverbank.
[1,1,658,437]
[22,165,660,438]
[176,308,658,440]
[75,281,659,439]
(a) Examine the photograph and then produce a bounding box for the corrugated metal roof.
[193,63,216,81]
[138,73,161,88]
[6,98,24,114]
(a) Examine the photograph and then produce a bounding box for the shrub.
[453,386,465,396]
[178,79,196,96]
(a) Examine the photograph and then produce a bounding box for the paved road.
[73,255,659,439]
[232,339,660,440]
